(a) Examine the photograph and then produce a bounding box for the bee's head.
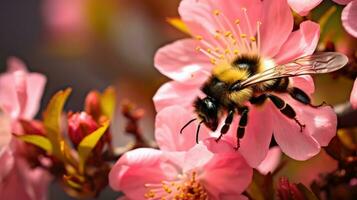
[194,97,219,131]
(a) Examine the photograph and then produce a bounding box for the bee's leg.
[234,107,249,150]
[267,94,306,132]
[217,109,235,142]
[289,87,328,108]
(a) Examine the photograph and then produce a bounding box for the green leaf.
[100,87,116,119]
[77,121,110,173]
[43,88,74,163]
[15,134,52,153]
[166,18,190,35]
[297,183,319,200]
[246,170,274,200]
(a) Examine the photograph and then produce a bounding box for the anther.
[195,35,203,40]
[240,34,247,38]
[250,36,256,42]
[235,19,240,24]
[213,10,220,16]
[224,31,232,37]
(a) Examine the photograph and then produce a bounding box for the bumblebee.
[180,52,348,149]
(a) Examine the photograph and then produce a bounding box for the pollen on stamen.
[250,36,256,42]
[240,34,247,38]
[235,19,240,24]
[213,9,220,16]
[224,31,232,37]
[210,58,216,64]
[195,35,203,41]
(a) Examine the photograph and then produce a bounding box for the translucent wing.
[240,52,348,88]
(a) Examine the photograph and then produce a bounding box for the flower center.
[144,171,208,200]
[195,8,262,66]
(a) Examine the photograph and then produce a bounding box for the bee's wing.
[240,52,348,88]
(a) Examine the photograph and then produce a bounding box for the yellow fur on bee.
[229,88,253,105]
[212,63,250,84]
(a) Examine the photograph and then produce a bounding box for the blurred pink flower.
[350,79,357,109]
[154,0,337,167]
[287,0,323,16]
[0,57,50,200]
[0,57,46,121]
[341,0,357,38]
[109,105,253,200]
[42,0,88,36]
[288,0,357,38]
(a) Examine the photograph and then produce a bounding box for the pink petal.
[0,112,11,148]
[0,73,20,119]
[0,147,15,182]
[182,143,214,172]
[202,151,253,198]
[274,21,320,64]
[238,105,274,167]
[342,1,357,38]
[257,147,282,175]
[7,57,27,73]
[332,0,353,5]
[290,76,315,95]
[350,79,357,109]
[155,105,210,151]
[179,0,262,38]
[283,94,337,146]
[287,0,323,16]
[13,71,28,118]
[260,0,294,58]
[23,73,46,119]
[203,137,237,154]
[0,167,34,200]
[15,159,51,200]
[109,148,165,190]
[154,39,211,83]
[269,97,321,160]
[153,81,202,112]
[178,0,216,38]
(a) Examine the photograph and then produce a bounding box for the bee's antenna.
[196,121,204,144]
[180,118,197,134]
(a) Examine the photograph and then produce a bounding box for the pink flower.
[42,0,88,36]
[109,105,253,200]
[350,78,357,109]
[154,0,337,167]
[0,57,46,121]
[287,0,323,16]
[287,0,357,38]
[0,57,50,200]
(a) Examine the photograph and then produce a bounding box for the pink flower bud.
[84,91,101,120]
[68,112,99,147]
[277,177,305,200]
